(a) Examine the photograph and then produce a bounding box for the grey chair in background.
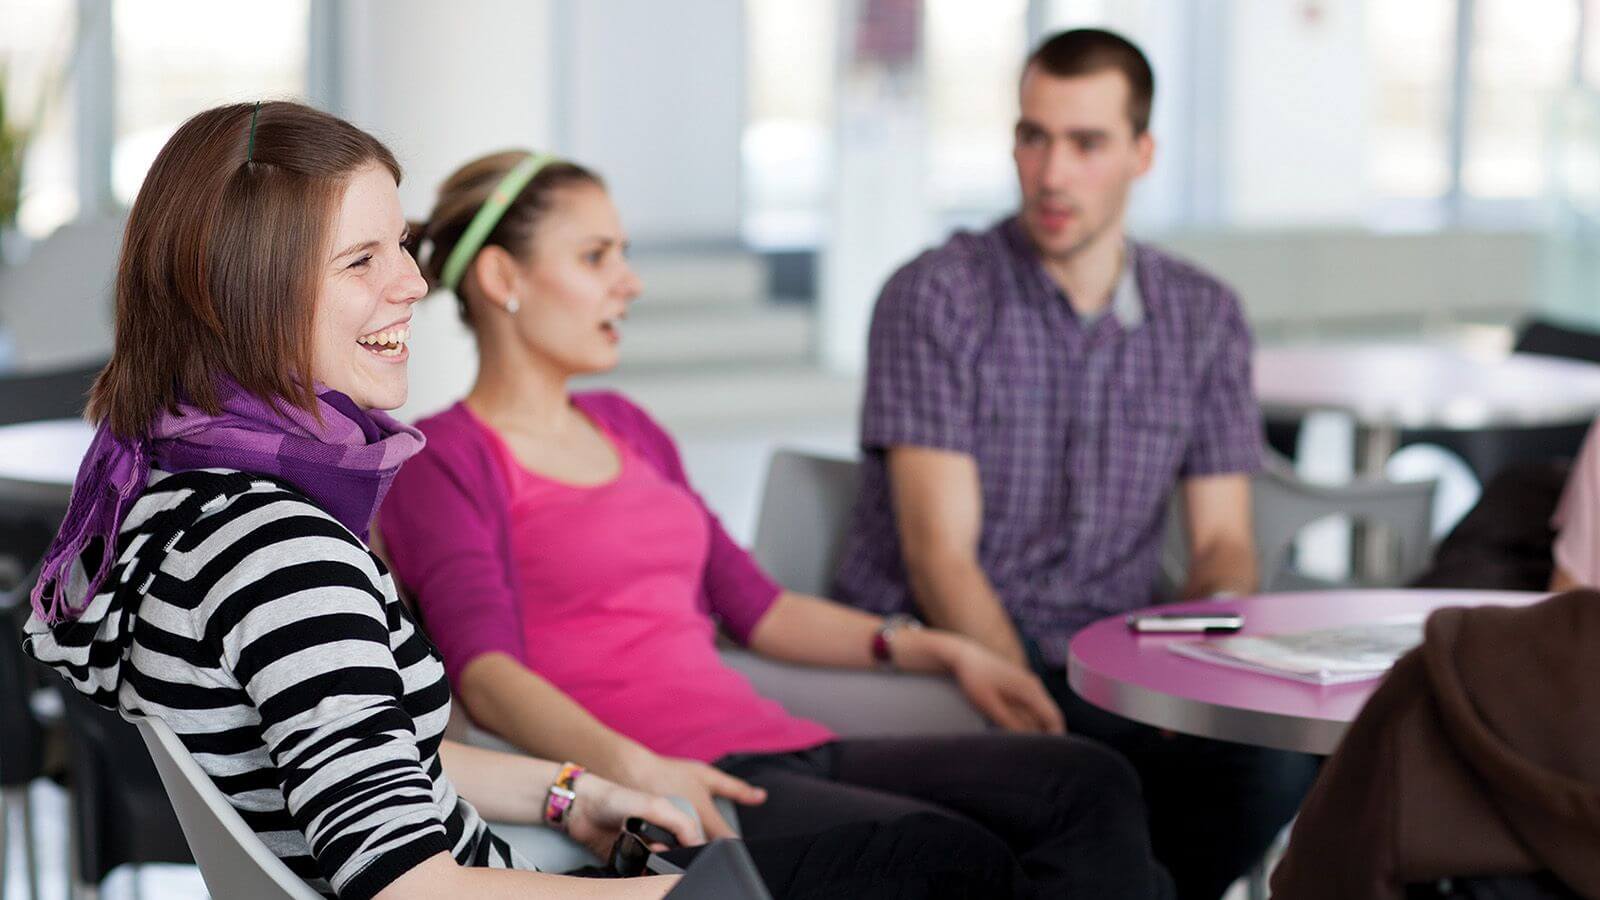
[0,217,123,372]
[750,448,1435,900]
[1160,453,1439,595]
[738,449,988,737]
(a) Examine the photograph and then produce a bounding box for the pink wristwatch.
[544,762,584,830]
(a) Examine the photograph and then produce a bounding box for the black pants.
[653,812,1021,899]
[1034,666,1320,900]
[715,734,1173,899]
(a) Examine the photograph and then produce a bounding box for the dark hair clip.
[246,102,262,163]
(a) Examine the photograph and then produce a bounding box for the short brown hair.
[89,101,401,437]
[1024,29,1155,135]
[406,150,601,326]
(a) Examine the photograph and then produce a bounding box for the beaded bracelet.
[544,762,585,830]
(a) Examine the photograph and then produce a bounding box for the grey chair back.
[1161,455,1438,594]
[0,218,124,371]
[136,717,321,900]
[753,448,1435,601]
[750,451,860,596]
[747,450,987,736]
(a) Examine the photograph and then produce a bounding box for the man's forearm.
[906,557,1029,667]
[1181,540,1258,599]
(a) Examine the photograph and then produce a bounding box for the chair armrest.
[719,648,989,737]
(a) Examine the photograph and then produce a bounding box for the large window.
[925,0,1028,223]
[112,0,309,204]
[1369,0,1592,227]
[1463,0,1578,199]
[1367,0,1455,202]
[2,0,78,239]
[742,0,838,248]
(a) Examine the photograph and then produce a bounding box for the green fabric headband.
[440,152,557,293]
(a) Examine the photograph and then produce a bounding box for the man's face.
[1012,66,1154,263]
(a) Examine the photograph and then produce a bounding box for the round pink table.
[1067,589,1547,755]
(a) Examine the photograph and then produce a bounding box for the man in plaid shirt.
[834,29,1317,900]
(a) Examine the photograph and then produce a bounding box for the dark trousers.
[656,812,1021,899]
[716,734,1174,900]
[1034,665,1320,900]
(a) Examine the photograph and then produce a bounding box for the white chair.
[135,717,322,900]
[139,716,648,898]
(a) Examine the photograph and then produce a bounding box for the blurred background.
[4,0,1599,549]
[3,3,1600,897]
[6,0,1598,555]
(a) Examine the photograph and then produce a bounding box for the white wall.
[1222,0,1369,225]
[337,0,750,418]
[338,0,561,421]
[565,0,746,245]
[338,0,559,217]
[818,1,933,375]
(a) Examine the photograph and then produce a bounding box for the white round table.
[1254,341,1600,580]
[1254,342,1600,470]
[0,418,93,506]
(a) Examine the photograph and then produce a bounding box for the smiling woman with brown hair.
[22,100,1035,900]
[22,100,697,900]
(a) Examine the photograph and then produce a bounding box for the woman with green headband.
[381,151,1173,899]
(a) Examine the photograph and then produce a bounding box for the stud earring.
[506,297,522,315]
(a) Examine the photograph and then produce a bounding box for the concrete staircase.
[397,245,861,433]
[573,246,861,431]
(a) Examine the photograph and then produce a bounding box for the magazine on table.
[1167,616,1426,685]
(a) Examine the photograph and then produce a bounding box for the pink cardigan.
[377,392,786,692]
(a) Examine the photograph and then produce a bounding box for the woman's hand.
[941,637,1066,735]
[563,772,704,862]
[619,752,766,840]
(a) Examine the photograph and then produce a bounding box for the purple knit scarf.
[29,379,424,623]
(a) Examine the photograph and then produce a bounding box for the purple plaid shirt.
[833,217,1262,667]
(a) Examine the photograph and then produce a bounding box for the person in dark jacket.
[1270,590,1600,899]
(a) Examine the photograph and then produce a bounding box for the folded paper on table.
[1167,617,1425,684]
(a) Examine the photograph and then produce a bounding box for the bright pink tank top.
[485,419,833,762]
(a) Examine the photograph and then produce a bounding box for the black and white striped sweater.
[25,469,528,899]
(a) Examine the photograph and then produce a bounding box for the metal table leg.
[1352,423,1401,583]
